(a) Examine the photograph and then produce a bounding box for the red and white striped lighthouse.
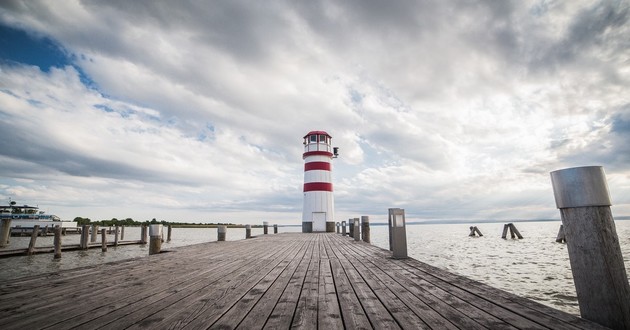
[302,131,337,233]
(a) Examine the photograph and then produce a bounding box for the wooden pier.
[0,233,607,329]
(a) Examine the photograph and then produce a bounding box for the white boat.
[0,201,77,230]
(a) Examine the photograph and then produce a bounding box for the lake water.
[1,221,629,316]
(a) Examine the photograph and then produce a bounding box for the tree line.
[72,217,236,227]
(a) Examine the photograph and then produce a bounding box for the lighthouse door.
[312,212,326,232]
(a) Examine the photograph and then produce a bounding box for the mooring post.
[0,218,11,247]
[389,208,407,259]
[509,223,523,239]
[353,218,360,241]
[121,225,125,240]
[263,221,269,235]
[27,225,40,255]
[273,224,278,234]
[101,228,107,252]
[53,226,62,259]
[388,211,393,251]
[348,218,354,238]
[555,224,566,243]
[149,224,162,255]
[551,166,630,329]
[114,225,119,246]
[90,224,98,243]
[141,224,148,244]
[336,222,340,234]
[501,224,509,239]
[80,225,89,249]
[246,224,251,239]
[361,216,370,243]
[218,225,226,241]
[341,221,347,236]
[167,225,172,242]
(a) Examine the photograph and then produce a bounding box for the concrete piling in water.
[218,225,226,241]
[0,219,11,247]
[101,229,107,252]
[361,216,370,243]
[53,226,62,259]
[353,218,360,241]
[263,221,269,235]
[246,224,251,239]
[389,208,407,259]
[149,224,163,255]
[551,166,630,329]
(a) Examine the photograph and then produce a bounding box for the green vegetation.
[72,217,258,228]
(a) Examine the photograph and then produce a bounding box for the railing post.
[246,224,251,239]
[551,166,630,329]
[149,224,162,255]
[0,219,11,247]
[389,208,407,259]
[361,216,370,243]
[218,225,226,241]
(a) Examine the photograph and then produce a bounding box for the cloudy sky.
[1,0,629,224]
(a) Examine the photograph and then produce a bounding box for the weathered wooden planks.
[0,233,609,329]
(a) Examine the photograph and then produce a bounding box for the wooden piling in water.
[53,226,62,259]
[0,219,11,247]
[149,224,162,255]
[245,224,251,239]
[218,225,226,241]
[509,223,523,239]
[114,225,119,246]
[167,225,172,242]
[469,226,483,237]
[120,225,125,240]
[555,224,566,243]
[80,225,89,250]
[361,216,370,243]
[101,229,107,252]
[90,225,98,243]
[551,166,630,329]
[141,225,148,245]
[27,225,39,255]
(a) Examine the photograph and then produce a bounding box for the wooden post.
[501,224,509,239]
[149,224,162,255]
[263,221,269,235]
[27,225,40,255]
[551,166,630,329]
[80,225,89,249]
[469,226,483,237]
[361,216,370,243]
[388,211,393,251]
[0,218,11,247]
[508,223,523,239]
[348,218,354,238]
[218,225,226,241]
[101,228,107,252]
[114,225,119,246]
[389,208,407,259]
[353,218,360,241]
[53,226,62,259]
[273,224,278,234]
[555,224,566,243]
[141,224,148,244]
[90,224,98,243]
[246,224,251,239]
[341,221,346,236]
[121,225,125,240]
[336,222,340,234]
[167,225,172,242]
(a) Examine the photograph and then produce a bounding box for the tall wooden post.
[273,224,278,234]
[245,224,251,239]
[348,218,354,238]
[141,224,148,244]
[121,225,125,240]
[218,225,226,241]
[0,219,11,247]
[361,216,370,243]
[80,225,89,249]
[101,228,107,252]
[389,208,407,259]
[353,218,360,241]
[114,225,119,246]
[27,225,40,255]
[551,166,630,329]
[336,222,340,234]
[149,224,162,255]
[90,224,98,243]
[555,224,566,243]
[341,221,346,236]
[263,221,269,235]
[53,226,62,259]
[167,225,172,242]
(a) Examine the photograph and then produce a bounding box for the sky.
[1,0,629,225]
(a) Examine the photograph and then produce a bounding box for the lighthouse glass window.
[319,135,327,143]
[310,135,317,143]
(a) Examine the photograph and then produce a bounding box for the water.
[1,221,629,316]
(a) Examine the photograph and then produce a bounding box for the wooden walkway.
[0,233,608,329]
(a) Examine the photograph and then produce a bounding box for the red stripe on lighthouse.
[303,151,333,159]
[304,162,331,171]
[303,182,333,192]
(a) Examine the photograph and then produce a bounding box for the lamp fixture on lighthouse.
[302,131,337,233]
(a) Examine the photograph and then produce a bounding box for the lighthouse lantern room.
[302,131,337,233]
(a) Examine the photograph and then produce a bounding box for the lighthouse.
[302,131,338,233]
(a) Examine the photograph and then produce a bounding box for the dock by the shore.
[0,232,607,329]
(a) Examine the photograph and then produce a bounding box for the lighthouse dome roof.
[304,131,331,138]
